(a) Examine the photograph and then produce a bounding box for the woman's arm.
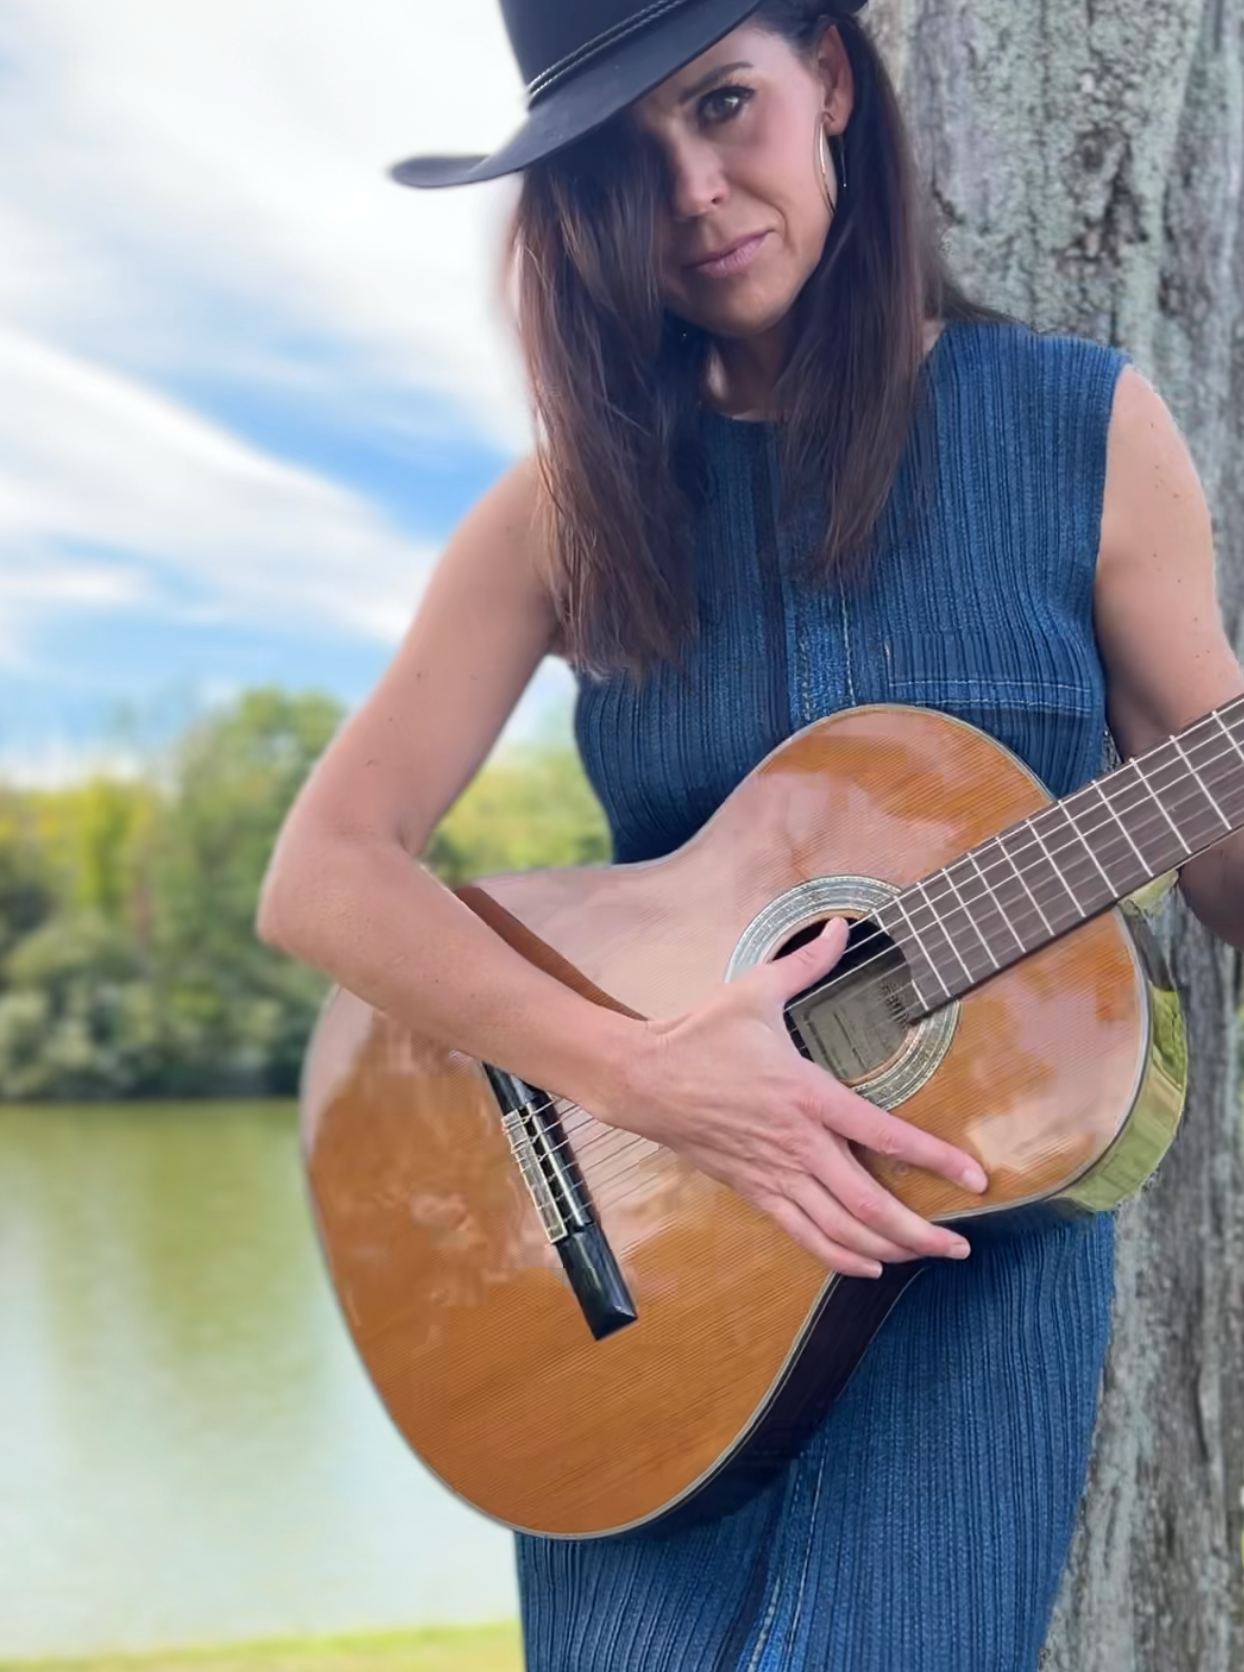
[256,456,638,1108]
[1095,366,1244,947]
[258,456,984,1277]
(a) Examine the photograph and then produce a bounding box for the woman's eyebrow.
[677,61,753,104]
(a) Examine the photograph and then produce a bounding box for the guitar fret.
[884,891,953,1005]
[1002,841,1060,943]
[1002,825,1082,934]
[1170,733,1230,839]
[1137,737,1199,811]
[1204,712,1244,824]
[939,865,1001,971]
[890,695,1244,1021]
[1177,711,1244,831]
[1103,762,1184,875]
[959,851,1025,958]
[1041,800,1117,902]
[1145,733,1235,855]
[1134,753,1192,856]
[1214,709,1244,768]
[919,869,997,984]
[1082,779,1151,890]
[982,833,1053,945]
[1062,781,1130,867]
[1026,817,1088,918]
[916,880,975,986]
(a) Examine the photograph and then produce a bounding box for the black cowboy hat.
[392,0,868,190]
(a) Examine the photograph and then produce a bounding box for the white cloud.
[0,2,585,766]
[0,323,440,660]
[0,0,535,445]
[0,738,147,791]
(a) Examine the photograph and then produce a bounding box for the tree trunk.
[866,0,1244,1663]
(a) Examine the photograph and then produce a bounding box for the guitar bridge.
[487,1066,637,1341]
[501,1108,569,1242]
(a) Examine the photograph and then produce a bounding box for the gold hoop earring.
[818,124,835,211]
[818,124,846,212]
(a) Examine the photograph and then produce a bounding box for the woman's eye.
[699,85,754,125]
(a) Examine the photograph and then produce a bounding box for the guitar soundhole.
[779,918,915,1085]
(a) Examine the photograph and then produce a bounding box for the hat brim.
[392,0,773,189]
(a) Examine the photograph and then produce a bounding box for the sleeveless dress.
[517,320,1127,1672]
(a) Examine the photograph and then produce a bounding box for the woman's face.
[634,24,854,342]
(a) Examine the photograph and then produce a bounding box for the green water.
[0,1103,517,1658]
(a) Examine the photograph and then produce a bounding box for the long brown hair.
[511,3,995,676]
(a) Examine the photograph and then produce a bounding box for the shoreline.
[0,1622,523,1672]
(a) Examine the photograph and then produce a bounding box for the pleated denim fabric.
[518,322,1127,1671]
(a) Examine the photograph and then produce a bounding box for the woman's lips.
[685,232,769,279]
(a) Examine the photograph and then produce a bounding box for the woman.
[259,1,1244,1666]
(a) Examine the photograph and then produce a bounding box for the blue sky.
[0,0,578,782]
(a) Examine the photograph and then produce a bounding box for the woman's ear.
[815,24,856,136]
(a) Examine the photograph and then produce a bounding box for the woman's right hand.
[592,918,990,1278]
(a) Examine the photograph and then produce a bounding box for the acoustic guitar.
[301,699,1235,1538]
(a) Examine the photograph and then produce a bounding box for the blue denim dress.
[517,322,1125,1671]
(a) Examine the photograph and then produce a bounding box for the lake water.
[0,1102,518,1658]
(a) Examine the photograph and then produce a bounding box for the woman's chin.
[698,300,800,342]
[673,279,804,344]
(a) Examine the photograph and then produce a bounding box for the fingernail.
[947,1237,971,1259]
[864,1260,883,1278]
[961,1163,988,1193]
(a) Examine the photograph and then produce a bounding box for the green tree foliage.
[73,778,153,922]
[427,744,610,885]
[0,690,609,1101]
[0,793,56,962]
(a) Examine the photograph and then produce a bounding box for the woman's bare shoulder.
[1096,366,1241,755]
[445,451,552,592]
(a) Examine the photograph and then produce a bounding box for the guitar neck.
[874,695,1244,1016]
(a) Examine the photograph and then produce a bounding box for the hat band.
[527,0,696,105]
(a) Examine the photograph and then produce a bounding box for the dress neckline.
[699,319,963,432]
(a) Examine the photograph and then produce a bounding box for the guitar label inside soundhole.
[786,930,913,1084]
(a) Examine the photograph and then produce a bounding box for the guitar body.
[301,705,1186,1538]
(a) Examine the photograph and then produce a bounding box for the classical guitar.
[301,700,1234,1538]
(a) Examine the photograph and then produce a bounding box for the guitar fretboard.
[874,694,1244,1015]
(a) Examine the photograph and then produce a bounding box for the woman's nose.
[667,143,728,220]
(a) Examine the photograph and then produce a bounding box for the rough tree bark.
[866,1,1244,1665]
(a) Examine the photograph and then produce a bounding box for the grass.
[0,1623,524,1672]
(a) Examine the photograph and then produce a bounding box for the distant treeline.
[0,689,608,1101]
